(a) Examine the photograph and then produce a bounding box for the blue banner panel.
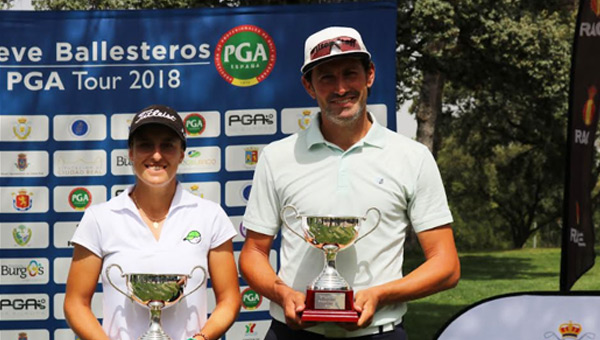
[0,2,397,340]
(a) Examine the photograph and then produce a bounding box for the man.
[239,26,460,339]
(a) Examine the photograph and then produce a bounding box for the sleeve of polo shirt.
[70,206,104,258]
[243,147,281,236]
[408,148,453,233]
[210,206,238,249]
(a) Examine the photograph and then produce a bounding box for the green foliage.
[0,0,13,9]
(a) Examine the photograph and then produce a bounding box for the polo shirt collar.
[305,111,386,150]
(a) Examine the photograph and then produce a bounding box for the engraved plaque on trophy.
[106,264,207,340]
[280,205,381,322]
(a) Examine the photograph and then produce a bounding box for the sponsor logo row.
[0,320,270,340]
[1,216,250,250]
[0,249,275,285]
[0,287,269,321]
[0,105,387,142]
[1,144,264,177]
[0,180,253,213]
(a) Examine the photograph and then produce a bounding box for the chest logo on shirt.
[183,230,202,244]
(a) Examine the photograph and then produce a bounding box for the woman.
[64,105,240,340]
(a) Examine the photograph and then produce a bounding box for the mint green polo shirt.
[243,113,453,337]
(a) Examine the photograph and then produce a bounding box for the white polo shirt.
[71,183,237,340]
[243,113,453,337]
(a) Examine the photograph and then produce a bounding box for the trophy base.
[302,309,359,323]
[302,289,358,323]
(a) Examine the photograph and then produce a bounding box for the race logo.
[215,25,276,87]
[16,153,28,171]
[544,320,595,340]
[243,322,260,340]
[582,86,596,126]
[184,113,207,136]
[245,323,257,335]
[592,0,600,17]
[12,225,32,246]
[241,288,262,310]
[183,230,202,244]
[244,147,259,166]
[12,117,32,140]
[18,333,28,340]
[69,187,91,211]
[70,119,89,137]
[12,190,33,211]
[298,110,313,130]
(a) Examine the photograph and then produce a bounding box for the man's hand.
[337,287,381,331]
[277,285,315,329]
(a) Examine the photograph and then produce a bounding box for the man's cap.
[301,26,371,75]
[128,104,186,149]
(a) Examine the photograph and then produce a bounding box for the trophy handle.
[355,207,382,244]
[280,204,306,241]
[106,264,132,301]
[179,265,208,301]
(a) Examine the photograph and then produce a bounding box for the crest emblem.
[18,333,28,340]
[16,153,29,171]
[13,225,32,246]
[12,189,33,211]
[13,117,32,140]
[298,110,313,130]
[244,147,259,166]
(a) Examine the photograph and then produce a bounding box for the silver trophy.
[106,264,207,340]
[280,205,381,322]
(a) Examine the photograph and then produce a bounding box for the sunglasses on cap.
[309,36,360,61]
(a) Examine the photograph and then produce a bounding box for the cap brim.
[128,121,186,148]
[301,51,371,74]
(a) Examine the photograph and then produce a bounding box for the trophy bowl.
[106,264,207,340]
[281,205,381,323]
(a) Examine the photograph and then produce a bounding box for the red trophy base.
[302,289,359,323]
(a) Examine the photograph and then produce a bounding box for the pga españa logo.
[69,187,92,211]
[215,25,276,87]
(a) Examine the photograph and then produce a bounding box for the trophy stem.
[310,247,350,291]
[140,301,171,340]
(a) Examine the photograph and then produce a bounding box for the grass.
[401,248,600,339]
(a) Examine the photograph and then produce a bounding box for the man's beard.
[322,93,365,126]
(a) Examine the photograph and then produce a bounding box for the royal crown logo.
[545,320,596,340]
[12,189,33,211]
[582,86,597,127]
[13,117,32,140]
[560,321,582,338]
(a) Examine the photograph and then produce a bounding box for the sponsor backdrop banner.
[561,0,599,291]
[437,293,600,339]
[0,2,397,340]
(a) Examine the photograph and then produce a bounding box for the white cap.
[301,26,371,74]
